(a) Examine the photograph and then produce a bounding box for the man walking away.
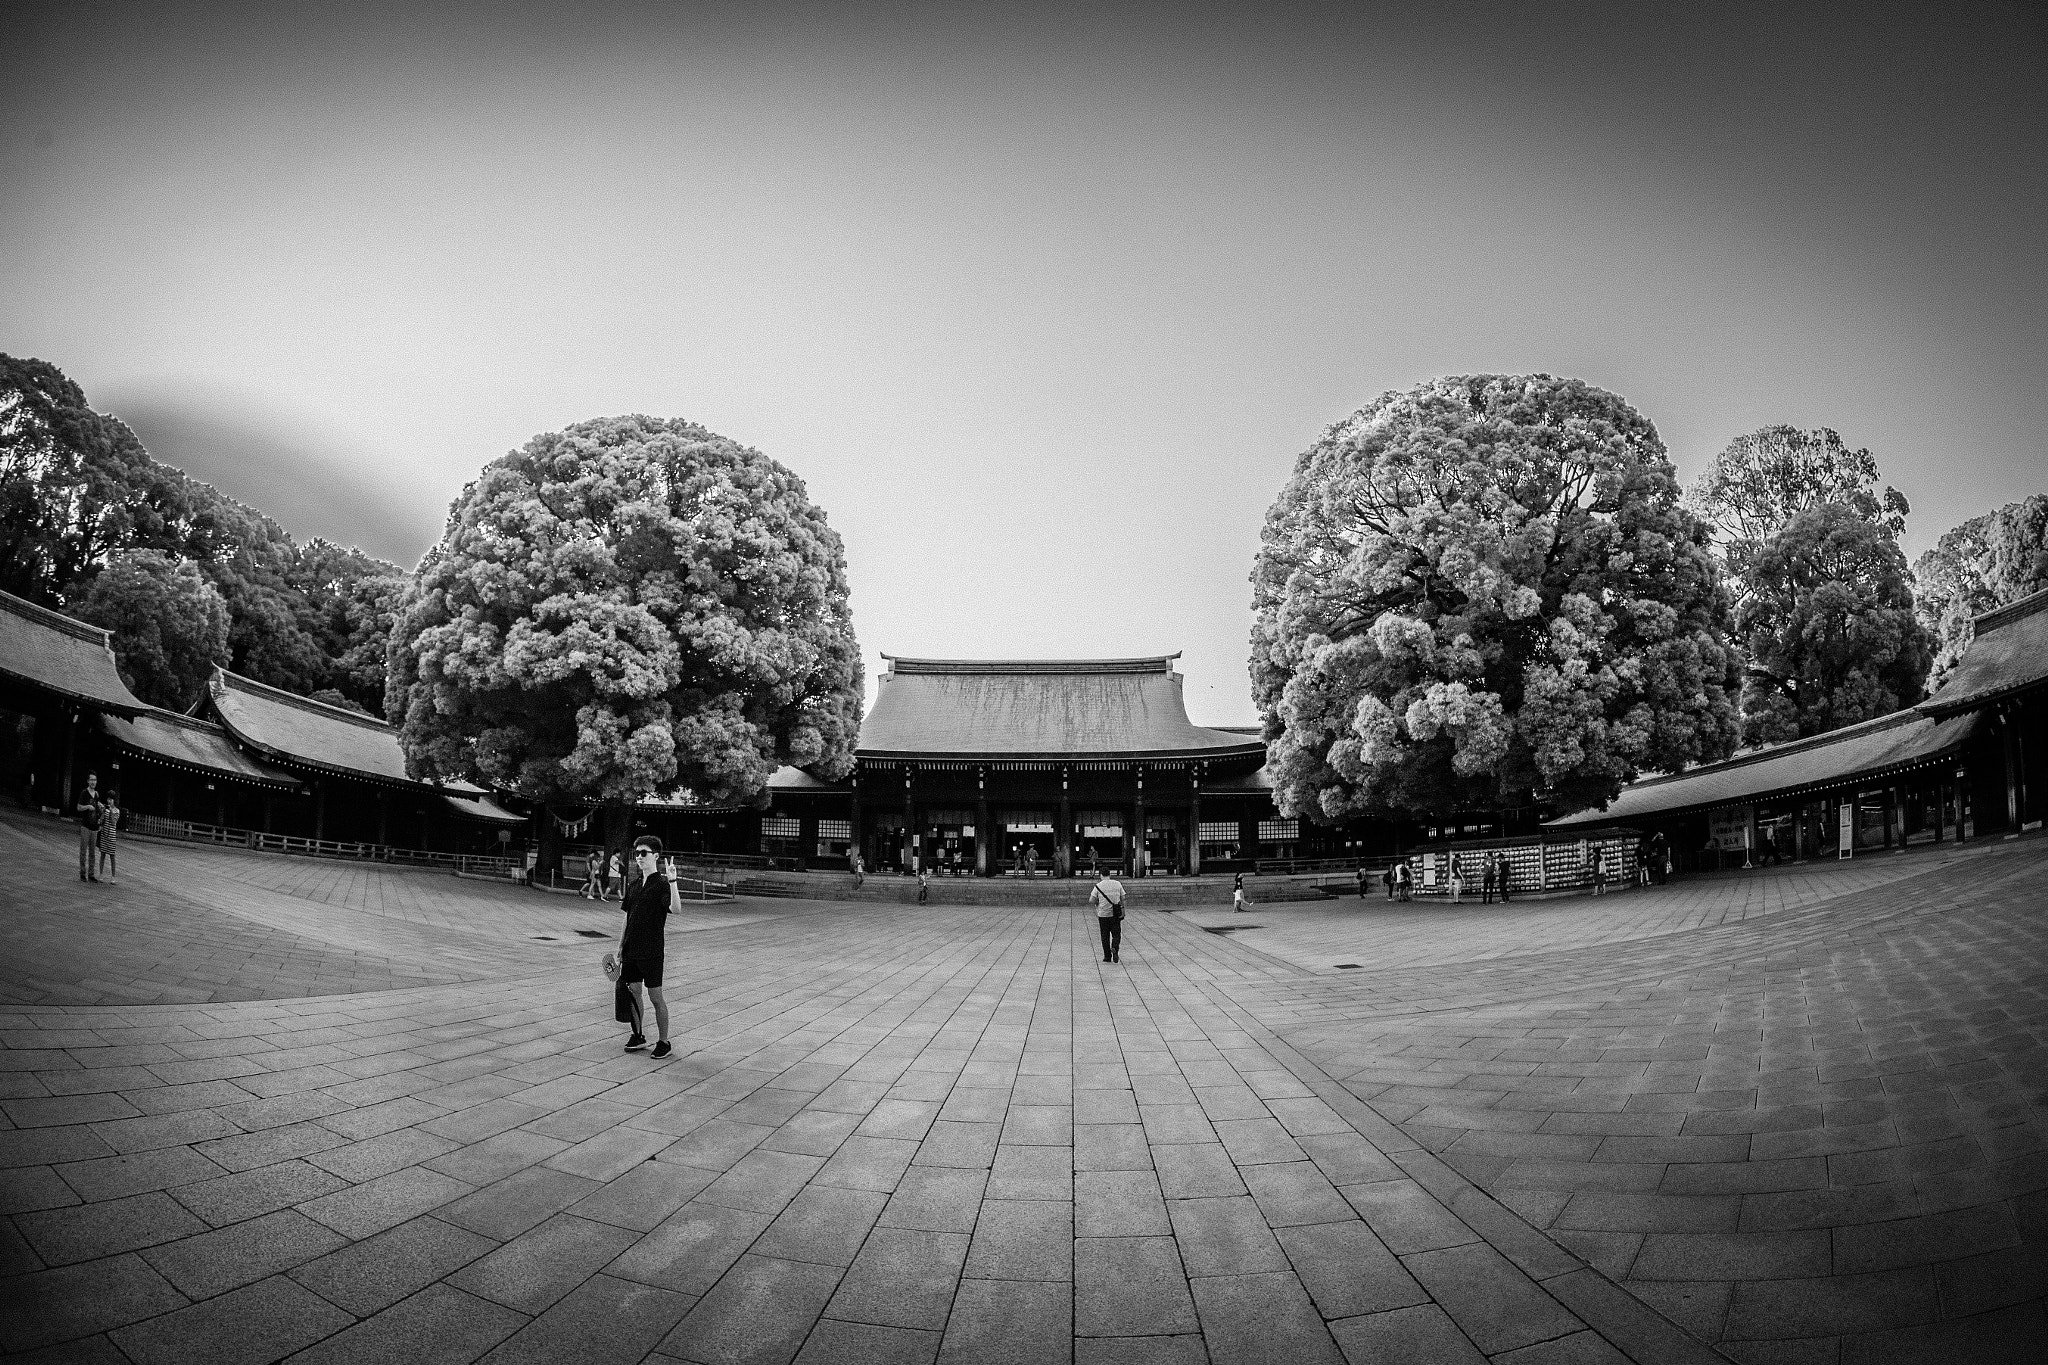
[76,772,101,882]
[1395,860,1411,902]
[1481,855,1496,904]
[618,837,682,1059]
[1091,870,1125,963]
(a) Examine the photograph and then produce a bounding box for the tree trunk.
[602,802,635,890]
[536,801,562,883]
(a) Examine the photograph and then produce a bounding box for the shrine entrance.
[998,810,1055,875]
[1143,812,1185,877]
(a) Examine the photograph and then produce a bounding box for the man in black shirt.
[618,837,678,1058]
[76,771,101,882]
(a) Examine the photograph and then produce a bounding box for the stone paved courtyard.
[1,810,2043,1363]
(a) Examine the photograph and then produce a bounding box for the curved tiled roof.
[206,669,486,793]
[1547,707,1983,828]
[1921,586,2048,716]
[0,588,146,715]
[100,709,301,789]
[858,656,1267,762]
[443,792,525,824]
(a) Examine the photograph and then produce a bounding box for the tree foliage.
[0,354,404,708]
[387,415,863,817]
[1913,494,2048,689]
[1735,503,1931,745]
[1686,425,1908,551]
[69,549,230,710]
[1250,374,1740,822]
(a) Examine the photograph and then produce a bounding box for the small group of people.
[1380,860,1412,901]
[581,849,625,900]
[73,771,122,884]
[1377,851,1514,903]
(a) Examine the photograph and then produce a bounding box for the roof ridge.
[130,706,231,735]
[1974,583,2048,635]
[1619,706,1925,792]
[883,655,1181,675]
[212,668,394,731]
[0,587,116,648]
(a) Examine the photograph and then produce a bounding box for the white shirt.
[1091,877,1125,917]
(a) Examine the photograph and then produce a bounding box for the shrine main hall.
[757,654,1328,877]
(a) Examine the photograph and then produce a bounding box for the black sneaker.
[624,1033,647,1051]
[650,1040,672,1059]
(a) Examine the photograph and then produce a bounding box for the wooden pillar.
[60,708,78,812]
[213,784,225,826]
[975,767,990,876]
[902,766,916,872]
[314,780,326,842]
[262,791,274,833]
[1956,765,1970,841]
[1884,785,1897,850]
[377,790,389,847]
[1133,764,1147,878]
[849,765,864,867]
[799,811,816,872]
[1057,766,1072,879]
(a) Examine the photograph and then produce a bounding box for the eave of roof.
[1920,585,2048,716]
[100,709,302,790]
[206,669,487,794]
[442,792,525,824]
[0,588,147,716]
[1547,706,1983,828]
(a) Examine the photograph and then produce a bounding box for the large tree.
[1735,503,1931,745]
[387,415,863,868]
[1686,425,1908,551]
[1913,494,2048,689]
[0,354,196,606]
[67,549,230,710]
[1251,374,1740,823]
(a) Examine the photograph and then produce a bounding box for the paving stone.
[287,1214,500,1315]
[1188,1270,1342,1365]
[1151,1143,1246,1199]
[0,1253,190,1353]
[878,1165,987,1233]
[965,1197,1074,1280]
[139,1207,347,1299]
[55,1145,226,1203]
[1276,1218,1428,1317]
[448,1211,642,1315]
[170,1158,349,1227]
[754,1183,890,1266]
[1401,1242,1585,1355]
[605,1201,777,1296]
[16,1188,210,1266]
[436,1165,604,1240]
[660,1253,842,1365]
[296,1164,473,1239]
[1166,1194,1288,1276]
[108,1274,351,1365]
[1075,1235,1198,1337]
[287,1281,528,1365]
[828,1227,971,1329]
[936,1278,1072,1365]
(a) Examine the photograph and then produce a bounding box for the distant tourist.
[1449,855,1464,904]
[606,850,625,900]
[1025,848,1038,877]
[1592,850,1608,896]
[1481,855,1496,904]
[616,837,680,1059]
[75,772,101,883]
[1356,865,1368,899]
[850,847,865,890]
[97,792,121,884]
[918,868,931,904]
[1091,870,1126,963]
[1382,864,1395,901]
[1395,860,1411,901]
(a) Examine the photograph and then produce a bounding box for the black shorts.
[619,955,663,989]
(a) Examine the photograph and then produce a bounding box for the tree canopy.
[0,354,403,710]
[1735,503,1931,745]
[1686,425,1908,551]
[386,415,863,816]
[1250,374,1740,822]
[70,549,230,710]
[1913,494,2048,689]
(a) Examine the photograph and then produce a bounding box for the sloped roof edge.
[882,654,1181,676]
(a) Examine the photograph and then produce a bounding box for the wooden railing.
[126,813,521,877]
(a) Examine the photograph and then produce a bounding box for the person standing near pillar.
[75,771,101,882]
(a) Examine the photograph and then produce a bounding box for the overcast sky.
[4,0,2043,726]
